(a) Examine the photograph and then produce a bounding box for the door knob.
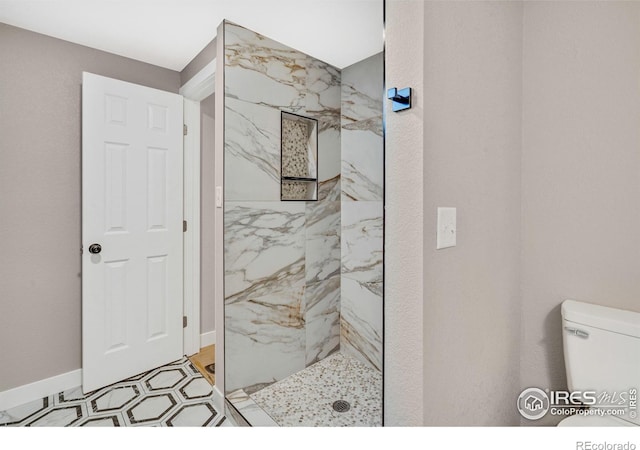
[88,244,102,254]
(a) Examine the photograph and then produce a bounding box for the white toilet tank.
[562,299,640,426]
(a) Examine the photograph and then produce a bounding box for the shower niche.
[280,112,318,201]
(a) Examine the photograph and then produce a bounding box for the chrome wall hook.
[387,87,412,112]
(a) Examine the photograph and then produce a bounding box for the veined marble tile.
[309,58,341,203]
[341,84,383,136]
[225,98,280,201]
[341,52,383,202]
[305,276,340,366]
[225,202,305,298]
[225,289,304,377]
[318,174,340,202]
[225,283,305,393]
[341,201,383,284]
[305,200,340,284]
[224,202,306,393]
[341,278,383,372]
[225,22,307,111]
[317,127,341,201]
[341,130,383,201]
[305,56,341,134]
[341,53,384,111]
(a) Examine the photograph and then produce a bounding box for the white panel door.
[82,72,184,393]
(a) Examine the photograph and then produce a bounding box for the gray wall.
[0,23,180,391]
[384,0,425,426]
[386,0,640,426]
[421,0,523,426]
[200,93,216,333]
[521,1,640,426]
[180,37,217,87]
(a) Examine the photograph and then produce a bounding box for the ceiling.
[0,0,383,71]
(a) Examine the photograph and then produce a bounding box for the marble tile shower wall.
[223,22,342,393]
[340,53,384,372]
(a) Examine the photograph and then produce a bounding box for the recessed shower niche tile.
[281,112,318,201]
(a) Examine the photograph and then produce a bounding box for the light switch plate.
[436,207,456,249]
[215,186,223,208]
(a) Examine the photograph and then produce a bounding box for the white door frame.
[180,59,216,356]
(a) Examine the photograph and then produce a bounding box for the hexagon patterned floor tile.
[165,403,218,427]
[126,393,177,425]
[0,396,53,426]
[179,377,213,401]
[78,414,123,427]
[92,385,140,413]
[0,358,226,427]
[26,405,85,427]
[144,368,187,392]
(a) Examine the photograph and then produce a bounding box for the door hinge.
[183,124,188,136]
[183,220,187,232]
[183,316,187,328]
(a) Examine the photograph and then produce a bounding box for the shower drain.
[332,400,351,413]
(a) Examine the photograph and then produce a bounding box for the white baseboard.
[0,369,82,412]
[212,385,225,413]
[200,330,216,348]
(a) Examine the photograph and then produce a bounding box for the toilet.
[559,299,640,426]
